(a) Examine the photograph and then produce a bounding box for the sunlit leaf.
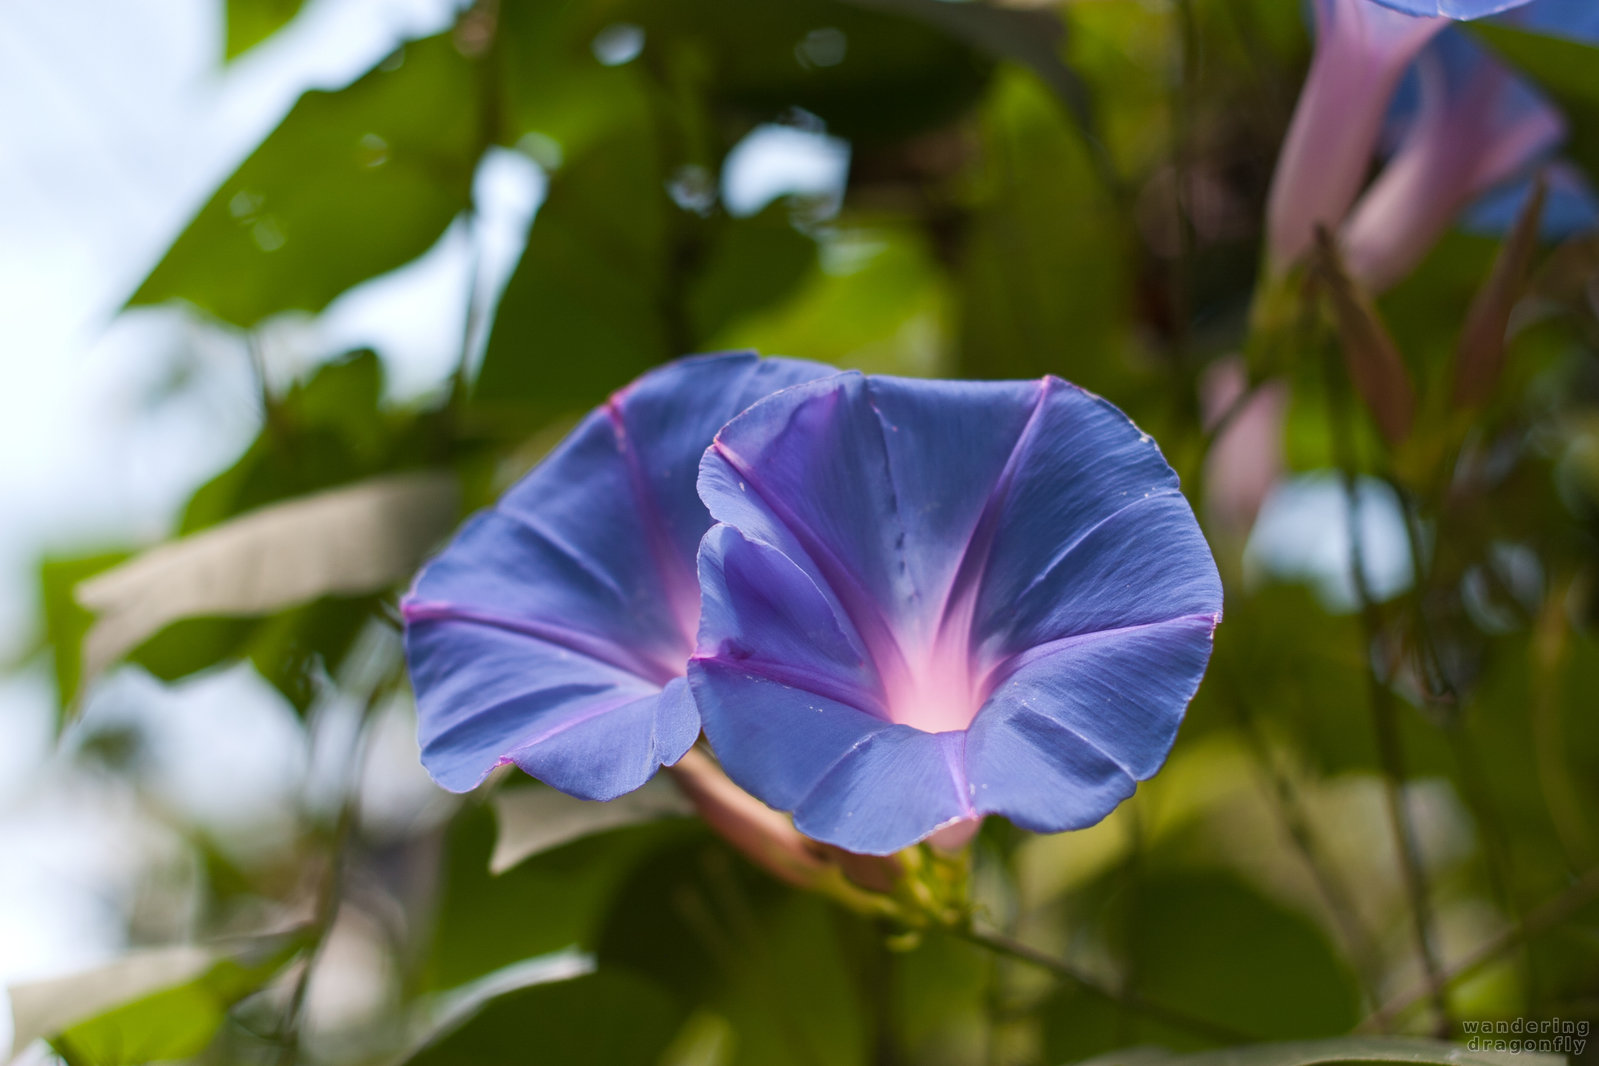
[709,223,953,376]
[473,121,673,418]
[38,552,128,708]
[403,970,685,1065]
[225,0,308,59]
[957,70,1131,393]
[76,472,459,681]
[620,0,993,145]
[426,807,700,991]
[131,33,486,326]
[490,778,694,875]
[841,0,1098,151]
[8,937,297,1064]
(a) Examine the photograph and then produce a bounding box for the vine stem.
[1229,687,1385,1004]
[271,675,390,1066]
[1359,866,1599,1033]
[952,925,1253,1045]
[1323,345,1450,1035]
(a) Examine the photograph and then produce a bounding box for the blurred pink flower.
[1342,36,1566,290]
[1265,0,1446,273]
[1202,359,1289,534]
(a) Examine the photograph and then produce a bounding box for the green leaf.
[75,472,459,682]
[473,121,674,419]
[404,970,685,1066]
[39,552,128,708]
[1075,1037,1568,1066]
[495,2,650,159]
[225,0,308,59]
[490,778,694,875]
[1043,871,1360,1060]
[621,0,994,146]
[709,223,953,376]
[425,806,699,991]
[686,206,820,344]
[956,70,1132,392]
[1123,873,1361,1043]
[8,938,298,1064]
[131,33,486,326]
[180,350,392,535]
[596,841,872,1066]
[1472,25,1599,179]
[840,0,1098,152]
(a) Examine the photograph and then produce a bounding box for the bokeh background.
[1,0,1596,1063]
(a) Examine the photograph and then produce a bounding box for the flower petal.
[699,374,1042,657]
[1463,162,1599,238]
[1344,30,1566,290]
[978,494,1225,661]
[1369,0,1535,17]
[969,384,1218,660]
[1265,0,1446,271]
[694,373,1221,853]
[404,351,831,797]
[963,709,1136,834]
[792,729,972,856]
[979,613,1220,785]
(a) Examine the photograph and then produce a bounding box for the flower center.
[876,621,991,734]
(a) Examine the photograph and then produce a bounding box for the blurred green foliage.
[18,0,1599,1062]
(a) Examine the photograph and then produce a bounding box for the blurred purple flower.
[689,374,1223,855]
[1201,358,1289,535]
[1266,0,1599,287]
[1343,30,1583,289]
[1265,0,1446,273]
[402,352,829,800]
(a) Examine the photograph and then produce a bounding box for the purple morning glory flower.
[402,352,830,800]
[688,374,1223,855]
[1342,29,1577,290]
[1266,0,1598,286]
[1265,0,1447,274]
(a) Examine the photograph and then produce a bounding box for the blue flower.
[689,374,1223,855]
[402,352,830,800]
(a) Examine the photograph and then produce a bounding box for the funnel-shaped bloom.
[689,374,1223,855]
[1265,0,1446,272]
[402,352,829,800]
[1266,0,1599,284]
[1342,31,1571,290]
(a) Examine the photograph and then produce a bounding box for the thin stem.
[1530,576,1598,870]
[952,925,1252,1045]
[448,209,484,410]
[1167,0,1200,370]
[1323,349,1451,1034]
[271,679,389,1066]
[1230,687,1385,1003]
[1360,866,1599,1032]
